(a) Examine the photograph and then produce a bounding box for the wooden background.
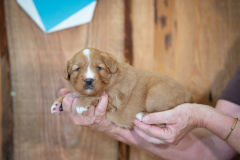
[1,0,240,160]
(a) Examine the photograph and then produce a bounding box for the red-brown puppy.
[51,48,193,129]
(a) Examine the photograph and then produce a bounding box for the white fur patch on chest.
[83,49,95,79]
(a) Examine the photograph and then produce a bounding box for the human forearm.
[113,122,236,160]
[132,101,239,159]
[152,131,235,160]
[202,105,240,153]
[106,101,240,159]
[119,128,236,160]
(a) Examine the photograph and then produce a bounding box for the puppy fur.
[51,48,193,129]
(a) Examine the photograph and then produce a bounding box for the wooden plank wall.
[4,0,123,160]
[131,0,240,159]
[3,0,240,160]
[1,0,13,159]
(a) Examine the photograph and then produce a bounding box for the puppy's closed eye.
[72,65,81,72]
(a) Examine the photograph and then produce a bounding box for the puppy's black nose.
[84,78,94,85]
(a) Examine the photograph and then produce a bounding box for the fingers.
[134,119,170,140]
[81,106,96,126]
[134,126,164,144]
[71,97,79,114]
[60,88,70,96]
[62,93,79,114]
[61,91,110,131]
[94,92,108,121]
[83,105,95,117]
[62,92,107,126]
[142,110,174,125]
[69,104,95,126]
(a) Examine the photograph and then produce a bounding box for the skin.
[60,88,240,160]
[134,101,240,152]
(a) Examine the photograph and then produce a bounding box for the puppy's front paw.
[76,106,89,114]
[51,102,62,114]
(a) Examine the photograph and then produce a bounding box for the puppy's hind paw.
[51,102,62,114]
[136,112,144,121]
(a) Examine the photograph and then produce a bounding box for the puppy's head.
[64,48,118,96]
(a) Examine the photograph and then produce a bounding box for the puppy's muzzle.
[84,78,94,85]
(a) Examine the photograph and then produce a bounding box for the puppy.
[51,48,193,129]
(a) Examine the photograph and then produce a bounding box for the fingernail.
[66,93,75,101]
[142,116,149,122]
[73,92,80,97]
[100,91,106,96]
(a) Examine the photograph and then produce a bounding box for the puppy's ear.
[101,52,118,74]
[63,60,72,80]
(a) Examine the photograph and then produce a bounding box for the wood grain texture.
[153,0,240,106]
[129,147,159,160]
[4,0,124,159]
[130,0,240,159]
[124,0,133,65]
[4,0,240,159]
[118,142,129,160]
[1,0,13,159]
[130,0,160,160]
[132,0,155,71]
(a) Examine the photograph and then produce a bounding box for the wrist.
[200,104,234,130]
[104,124,124,140]
[201,105,238,141]
[105,125,136,146]
[201,104,226,130]
[189,104,208,128]
[202,106,211,129]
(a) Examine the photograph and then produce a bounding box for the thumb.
[60,88,70,96]
[95,92,108,117]
[142,110,173,124]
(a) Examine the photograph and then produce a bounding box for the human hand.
[134,103,203,145]
[60,88,120,135]
[59,88,162,148]
[59,88,189,158]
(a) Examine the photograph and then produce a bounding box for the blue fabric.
[33,0,95,31]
